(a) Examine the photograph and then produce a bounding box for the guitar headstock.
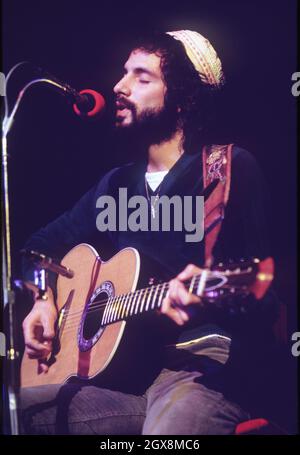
[208,257,274,300]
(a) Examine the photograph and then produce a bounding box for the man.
[20,30,277,435]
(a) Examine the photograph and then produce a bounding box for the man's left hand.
[161,264,202,325]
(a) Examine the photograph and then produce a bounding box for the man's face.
[113,49,166,127]
[113,49,179,146]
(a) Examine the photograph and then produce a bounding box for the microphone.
[69,87,105,118]
[37,67,106,117]
[71,88,105,117]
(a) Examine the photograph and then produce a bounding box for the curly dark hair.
[130,31,221,154]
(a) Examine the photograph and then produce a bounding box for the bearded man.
[20,30,277,435]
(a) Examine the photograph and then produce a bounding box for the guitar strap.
[202,143,233,267]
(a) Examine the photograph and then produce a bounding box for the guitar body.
[21,244,140,387]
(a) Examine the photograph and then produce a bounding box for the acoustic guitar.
[21,243,274,387]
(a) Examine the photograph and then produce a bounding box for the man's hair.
[130,31,218,154]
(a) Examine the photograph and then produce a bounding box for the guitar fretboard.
[100,270,222,326]
[101,281,169,326]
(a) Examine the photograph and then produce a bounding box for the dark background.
[1,0,298,432]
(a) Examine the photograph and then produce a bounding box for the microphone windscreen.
[73,89,105,117]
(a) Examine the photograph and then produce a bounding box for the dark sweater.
[22,146,278,344]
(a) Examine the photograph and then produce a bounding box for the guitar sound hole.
[78,280,114,352]
[82,291,107,340]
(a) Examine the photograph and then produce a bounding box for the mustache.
[115,96,136,111]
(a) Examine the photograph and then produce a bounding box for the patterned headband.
[166,30,225,89]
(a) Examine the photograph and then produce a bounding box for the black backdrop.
[1,0,298,431]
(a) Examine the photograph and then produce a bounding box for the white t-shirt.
[145,170,169,192]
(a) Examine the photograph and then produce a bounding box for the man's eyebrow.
[123,66,158,78]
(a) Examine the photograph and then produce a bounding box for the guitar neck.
[100,265,257,327]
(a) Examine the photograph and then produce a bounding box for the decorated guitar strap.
[202,144,233,267]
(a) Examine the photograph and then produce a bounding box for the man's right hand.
[22,287,57,373]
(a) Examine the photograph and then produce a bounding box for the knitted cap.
[166,30,225,88]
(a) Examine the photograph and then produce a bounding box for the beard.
[114,96,180,153]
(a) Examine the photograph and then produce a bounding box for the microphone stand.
[2,122,20,435]
[1,72,71,435]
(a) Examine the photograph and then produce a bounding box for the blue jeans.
[20,336,250,435]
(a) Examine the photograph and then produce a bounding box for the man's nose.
[113,75,131,96]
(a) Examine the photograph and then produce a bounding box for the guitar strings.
[60,282,244,336]
[60,283,247,336]
[59,274,235,334]
[62,284,238,331]
[60,273,206,323]
[60,266,251,326]
[60,281,174,333]
[59,276,199,334]
[62,269,235,323]
[60,272,232,330]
